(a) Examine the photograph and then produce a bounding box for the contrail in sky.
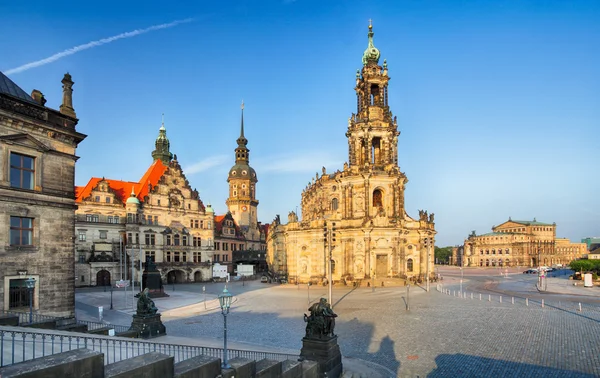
[4,18,194,75]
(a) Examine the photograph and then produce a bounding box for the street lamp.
[460,267,463,297]
[110,284,114,310]
[25,278,35,324]
[218,286,233,369]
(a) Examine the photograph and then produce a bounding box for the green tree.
[569,259,600,274]
[434,246,453,264]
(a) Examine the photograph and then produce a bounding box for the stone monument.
[142,256,169,298]
[129,288,166,339]
[300,298,342,378]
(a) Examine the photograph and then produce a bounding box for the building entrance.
[375,255,388,277]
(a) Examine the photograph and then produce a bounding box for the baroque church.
[266,24,436,284]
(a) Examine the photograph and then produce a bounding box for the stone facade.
[0,72,86,317]
[266,24,436,284]
[74,122,215,287]
[462,218,587,267]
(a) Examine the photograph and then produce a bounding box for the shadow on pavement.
[429,353,596,378]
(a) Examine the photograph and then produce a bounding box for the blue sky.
[1,0,598,246]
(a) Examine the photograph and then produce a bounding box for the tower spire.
[152,114,173,164]
[240,100,245,139]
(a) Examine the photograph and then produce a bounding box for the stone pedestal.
[143,270,169,298]
[130,314,166,339]
[300,336,342,378]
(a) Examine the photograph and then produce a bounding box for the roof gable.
[0,133,50,152]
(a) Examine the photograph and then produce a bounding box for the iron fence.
[0,310,129,333]
[0,327,299,367]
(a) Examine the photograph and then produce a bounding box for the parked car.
[260,276,269,283]
[523,269,538,274]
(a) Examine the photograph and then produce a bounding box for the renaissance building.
[266,24,436,284]
[460,218,587,267]
[74,121,215,287]
[0,72,86,317]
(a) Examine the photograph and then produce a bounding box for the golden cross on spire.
[241,100,244,110]
[368,19,372,28]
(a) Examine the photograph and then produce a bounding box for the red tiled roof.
[75,160,168,204]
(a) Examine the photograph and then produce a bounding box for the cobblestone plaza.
[75,268,600,377]
[153,271,599,377]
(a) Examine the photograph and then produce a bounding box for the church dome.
[205,204,214,214]
[362,23,380,65]
[228,164,257,181]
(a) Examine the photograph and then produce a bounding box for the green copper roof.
[362,23,380,65]
[510,219,553,226]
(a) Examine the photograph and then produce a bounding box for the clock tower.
[226,102,260,241]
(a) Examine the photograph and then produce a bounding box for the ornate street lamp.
[218,286,233,369]
[25,278,35,324]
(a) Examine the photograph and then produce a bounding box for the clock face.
[242,206,248,212]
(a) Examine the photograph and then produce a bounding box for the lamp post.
[460,267,463,297]
[110,284,114,310]
[218,287,233,369]
[25,278,35,324]
[307,282,311,304]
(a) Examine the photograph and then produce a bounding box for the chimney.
[59,73,76,118]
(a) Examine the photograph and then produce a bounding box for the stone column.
[59,73,76,118]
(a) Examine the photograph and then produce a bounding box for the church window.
[407,258,413,272]
[242,170,247,175]
[371,137,382,164]
[331,198,339,211]
[372,189,383,208]
[233,191,237,196]
[242,184,247,189]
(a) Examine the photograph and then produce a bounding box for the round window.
[242,170,247,175]
[232,171,237,175]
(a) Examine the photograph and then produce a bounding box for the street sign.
[115,280,129,288]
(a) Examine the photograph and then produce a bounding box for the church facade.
[266,24,436,284]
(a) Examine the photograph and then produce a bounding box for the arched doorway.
[96,270,111,286]
[194,271,202,282]
[167,270,185,284]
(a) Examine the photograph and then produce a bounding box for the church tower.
[151,115,173,164]
[347,21,400,171]
[226,102,259,240]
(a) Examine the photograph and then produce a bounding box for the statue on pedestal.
[304,298,338,339]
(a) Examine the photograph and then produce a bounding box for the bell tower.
[347,21,400,171]
[152,114,173,164]
[226,102,260,241]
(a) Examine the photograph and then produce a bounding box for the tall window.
[174,235,180,246]
[331,198,339,211]
[193,252,201,263]
[10,217,33,246]
[78,231,86,241]
[183,236,187,246]
[145,234,155,245]
[10,153,34,189]
[407,258,413,272]
[373,189,383,208]
[146,251,156,262]
[166,235,172,246]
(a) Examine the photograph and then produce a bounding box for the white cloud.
[183,155,229,175]
[4,18,194,75]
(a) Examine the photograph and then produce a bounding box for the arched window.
[407,258,413,272]
[372,189,383,208]
[331,198,338,211]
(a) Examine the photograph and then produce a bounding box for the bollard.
[499,296,502,303]
[579,303,582,312]
[488,294,491,302]
[512,297,514,304]
[526,298,529,306]
[453,290,455,296]
[542,299,544,308]
[479,293,482,301]
[471,292,473,299]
